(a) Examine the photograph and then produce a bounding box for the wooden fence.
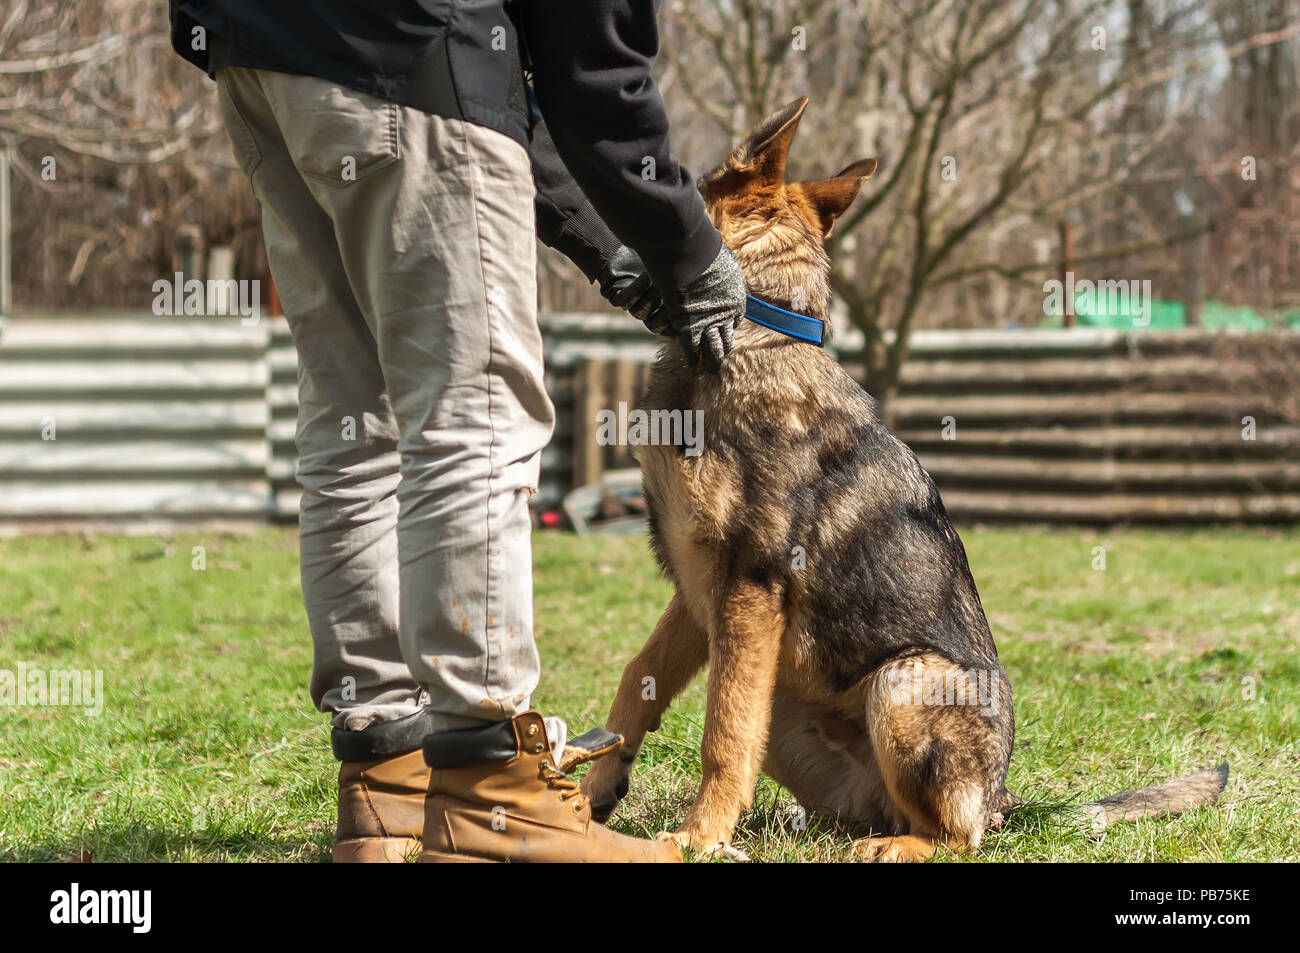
[1,312,1297,526]
[878,329,1300,522]
[0,314,269,523]
[571,325,1300,522]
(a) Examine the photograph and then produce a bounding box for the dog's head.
[699,97,876,324]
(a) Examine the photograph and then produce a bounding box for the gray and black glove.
[663,243,748,372]
[596,246,663,324]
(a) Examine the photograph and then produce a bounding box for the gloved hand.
[662,243,748,372]
[596,246,663,324]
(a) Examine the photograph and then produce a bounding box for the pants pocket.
[216,76,263,179]
[262,73,401,187]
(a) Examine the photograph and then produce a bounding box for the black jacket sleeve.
[527,91,625,284]
[516,0,722,292]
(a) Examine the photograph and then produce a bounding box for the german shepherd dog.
[581,98,1228,860]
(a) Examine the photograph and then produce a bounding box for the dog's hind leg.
[849,652,1014,863]
[764,689,902,833]
[662,582,785,854]
[582,592,709,821]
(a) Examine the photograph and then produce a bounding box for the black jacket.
[169,0,720,291]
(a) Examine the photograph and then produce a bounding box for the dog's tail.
[1066,764,1229,831]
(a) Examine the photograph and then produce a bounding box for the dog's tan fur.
[582,98,1227,860]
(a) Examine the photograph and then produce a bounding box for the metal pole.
[0,147,10,317]
[1058,219,1074,329]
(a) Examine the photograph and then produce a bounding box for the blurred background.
[0,0,1297,528]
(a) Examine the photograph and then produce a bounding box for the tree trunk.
[862,330,901,427]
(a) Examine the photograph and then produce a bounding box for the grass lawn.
[0,524,1296,862]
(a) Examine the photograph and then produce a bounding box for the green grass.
[0,525,1296,862]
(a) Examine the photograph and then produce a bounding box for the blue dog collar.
[744,294,825,346]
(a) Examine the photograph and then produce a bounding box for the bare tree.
[657,0,1300,412]
[0,0,257,309]
[1,0,1295,351]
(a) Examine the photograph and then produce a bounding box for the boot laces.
[540,760,588,807]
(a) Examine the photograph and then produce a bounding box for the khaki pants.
[216,67,554,733]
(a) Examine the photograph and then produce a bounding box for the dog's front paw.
[580,756,631,823]
[848,834,939,863]
[655,828,749,861]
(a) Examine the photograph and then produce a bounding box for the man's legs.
[218,65,550,734]
[344,90,552,732]
[216,69,431,753]
[215,68,675,861]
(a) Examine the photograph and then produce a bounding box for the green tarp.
[1068,294,1300,330]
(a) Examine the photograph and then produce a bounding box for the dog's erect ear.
[699,97,809,199]
[734,97,809,182]
[793,158,878,238]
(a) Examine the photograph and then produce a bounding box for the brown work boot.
[332,749,429,862]
[419,711,681,863]
[330,709,437,862]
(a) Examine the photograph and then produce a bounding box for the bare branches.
[660,0,1299,406]
[0,0,259,308]
[0,33,127,74]
[2,0,1293,352]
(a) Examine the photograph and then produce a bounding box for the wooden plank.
[273,486,302,519]
[613,360,640,408]
[897,356,1254,387]
[0,399,266,433]
[885,327,1124,357]
[918,454,1300,487]
[267,419,297,444]
[892,392,1249,423]
[572,359,607,489]
[267,348,298,375]
[897,425,1300,450]
[0,479,271,517]
[266,383,299,409]
[0,439,267,473]
[0,360,266,393]
[861,326,1297,356]
[267,459,297,484]
[938,490,1300,522]
[535,317,1265,354]
[266,316,294,341]
[544,341,662,370]
[541,312,645,338]
[609,359,642,470]
[0,318,266,352]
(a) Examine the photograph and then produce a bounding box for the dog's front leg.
[663,582,785,855]
[583,592,709,820]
